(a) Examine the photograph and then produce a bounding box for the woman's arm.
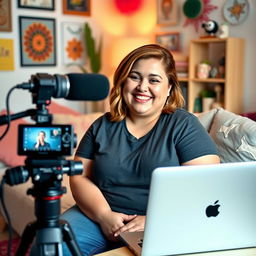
[70,156,136,240]
[182,154,220,165]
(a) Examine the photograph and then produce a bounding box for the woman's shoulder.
[90,112,121,130]
[163,108,197,121]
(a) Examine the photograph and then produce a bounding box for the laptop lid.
[139,161,256,256]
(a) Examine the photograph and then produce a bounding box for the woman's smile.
[123,57,170,118]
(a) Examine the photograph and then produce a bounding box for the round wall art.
[223,0,250,25]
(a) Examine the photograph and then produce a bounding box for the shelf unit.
[179,37,245,113]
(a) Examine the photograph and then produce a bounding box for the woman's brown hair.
[109,44,184,122]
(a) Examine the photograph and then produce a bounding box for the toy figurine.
[219,23,229,38]
[201,20,219,37]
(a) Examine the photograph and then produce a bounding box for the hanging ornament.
[114,0,143,15]
[183,0,218,32]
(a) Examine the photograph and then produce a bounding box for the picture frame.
[155,32,180,52]
[0,39,14,71]
[19,16,56,66]
[62,0,91,16]
[0,0,12,32]
[157,0,177,26]
[62,22,85,65]
[18,0,55,10]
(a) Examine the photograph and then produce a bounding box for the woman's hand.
[113,215,146,237]
[98,210,137,241]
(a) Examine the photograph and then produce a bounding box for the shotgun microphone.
[17,73,110,102]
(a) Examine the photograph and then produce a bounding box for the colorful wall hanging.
[62,22,85,65]
[156,32,180,52]
[19,16,56,66]
[0,39,14,71]
[18,0,55,10]
[157,0,177,26]
[63,0,90,16]
[0,0,12,32]
[223,0,250,25]
[183,0,218,32]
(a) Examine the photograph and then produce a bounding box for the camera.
[0,73,109,256]
[18,124,77,157]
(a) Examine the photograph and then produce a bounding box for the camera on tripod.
[0,72,110,256]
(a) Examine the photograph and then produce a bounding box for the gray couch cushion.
[197,108,218,132]
[209,108,256,163]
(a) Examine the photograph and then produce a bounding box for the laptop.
[120,161,256,256]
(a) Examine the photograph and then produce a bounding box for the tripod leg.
[29,226,63,256]
[15,222,37,256]
[61,220,83,256]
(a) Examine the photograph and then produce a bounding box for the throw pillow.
[209,108,256,163]
[197,108,218,132]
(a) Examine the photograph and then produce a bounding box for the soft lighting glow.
[95,1,127,36]
[130,3,156,34]
[111,37,152,67]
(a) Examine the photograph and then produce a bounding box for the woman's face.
[122,58,170,119]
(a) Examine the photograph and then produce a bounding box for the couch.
[0,107,256,236]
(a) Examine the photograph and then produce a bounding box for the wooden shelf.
[184,37,245,113]
[191,78,225,83]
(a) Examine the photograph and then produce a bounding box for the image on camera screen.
[23,127,62,152]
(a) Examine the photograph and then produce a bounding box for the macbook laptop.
[120,161,256,256]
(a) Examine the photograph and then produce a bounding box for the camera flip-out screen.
[18,124,75,156]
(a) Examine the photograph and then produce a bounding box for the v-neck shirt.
[76,109,218,215]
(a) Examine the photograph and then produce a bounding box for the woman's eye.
[150,78,160,84]
[129,74,140,80]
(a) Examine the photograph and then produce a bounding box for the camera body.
[18,124,77,157]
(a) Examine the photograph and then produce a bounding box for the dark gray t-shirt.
[76,109,218,215]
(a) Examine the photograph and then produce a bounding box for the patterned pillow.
[209,108,256,163]
[197,108,218,132]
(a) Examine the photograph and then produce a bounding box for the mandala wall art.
[19,16,56,66]
[62,22,85,65]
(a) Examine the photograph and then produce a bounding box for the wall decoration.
[0,39,14,71]
[223,0,249,25]
[114,0,144,15]
[19,16,56,66]
[156,32,180,52]
[18,0,55,10]
[157,0,177,26]
[62,22,85,65]
[63,0,90,16]
[0,0,12,32]
[183,0,218,32]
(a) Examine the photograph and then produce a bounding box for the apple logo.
[205,200,220,217]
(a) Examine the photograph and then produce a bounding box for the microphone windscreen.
[66,73,110,101]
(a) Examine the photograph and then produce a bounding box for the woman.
[62,44,220,255]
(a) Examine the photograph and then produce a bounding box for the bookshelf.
[178,37,245,113]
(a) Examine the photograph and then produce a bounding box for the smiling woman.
[60,44,220,255]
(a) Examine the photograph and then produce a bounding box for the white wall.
[1,0,255,116]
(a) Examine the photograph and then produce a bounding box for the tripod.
[15,183,82,256]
